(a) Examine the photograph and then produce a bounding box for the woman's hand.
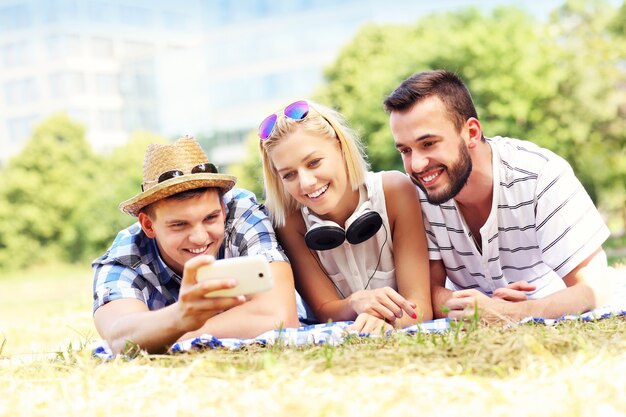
[348,287,417,323]
[347,312,394,335]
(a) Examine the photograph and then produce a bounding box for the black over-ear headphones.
[303,198,383,251]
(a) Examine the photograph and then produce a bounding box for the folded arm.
[445,248,609,322]
[278,214,361,323]
[278,212,418,327]
[382,171,433,327]
[430,259,453,319]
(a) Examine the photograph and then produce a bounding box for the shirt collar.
[148,237,182,285]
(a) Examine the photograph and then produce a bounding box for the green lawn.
[0,264,95,358]
[0,263,625,416]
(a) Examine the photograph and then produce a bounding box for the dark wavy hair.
[384,70,480,134]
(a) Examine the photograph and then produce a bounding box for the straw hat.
[119,136,236,217]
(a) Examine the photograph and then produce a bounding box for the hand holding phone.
[196,255,274,298]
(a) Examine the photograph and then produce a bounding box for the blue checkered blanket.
[92,303,626,360]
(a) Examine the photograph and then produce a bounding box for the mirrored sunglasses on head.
[258,100,309,140]
[141,163,218,191]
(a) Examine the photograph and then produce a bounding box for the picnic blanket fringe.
[92,303,626,360]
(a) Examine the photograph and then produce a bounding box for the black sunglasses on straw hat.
[119,136,236,217]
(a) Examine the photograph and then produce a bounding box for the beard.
[411,140,472,205]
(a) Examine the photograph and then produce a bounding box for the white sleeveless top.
[301,171,395,298]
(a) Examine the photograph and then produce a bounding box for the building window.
[261,73,280,100]
[4,79,39,106]
[41,0,79,23]
[138,109,158,131]
[98,110,123,131]
[94,73,119,95]
[119,63,156,98]
[91,37,114,59]
[45,34,82,59]
[49,72,85,98]
[66,108,89,124]
[120,5,153,27]
[87,1,113,23]
[0,40,33,67]
[163,12,188,29]
[6,115,39,144]
[121,41,154,59]
[0,5,30,32]
[122,108,158,131]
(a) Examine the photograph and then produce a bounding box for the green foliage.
[539,0,626,207]
[316,22,415,171]
[0,1,624,270]
[0,114,97,267]
[0,116,167,271]
[229,133,266,202]
[73,131,167,263]
[609,0,626,36]
[315,0,626,229]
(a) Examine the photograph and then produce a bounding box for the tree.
[317,7,563,170]
[0,115,169,271]
[316,22,415,171]
[73,131,168,263]
[549,0,626,229]
[229,133,265,201]
[315,1,625,229]
[0,114,99,268]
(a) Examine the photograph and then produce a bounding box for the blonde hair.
[259,101,369,227]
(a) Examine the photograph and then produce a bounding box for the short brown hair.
[384,70,479,134]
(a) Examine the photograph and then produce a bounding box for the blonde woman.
[258,100,432,333]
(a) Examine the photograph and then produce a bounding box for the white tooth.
[308,184,329,198]
[423,172,439,182]
[188,246,207,254]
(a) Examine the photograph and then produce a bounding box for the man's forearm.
[519,247,607,319]
[520,282,597,319]
[180,297,299,341]
[102,305,187,354]
[432,285,454,319]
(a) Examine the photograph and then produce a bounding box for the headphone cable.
[308,221,389,300]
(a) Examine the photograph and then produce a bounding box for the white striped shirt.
[421,136,610,299]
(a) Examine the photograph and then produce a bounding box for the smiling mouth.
[186,245,208,254]
[418,167,444,186]
[307,184,329,199]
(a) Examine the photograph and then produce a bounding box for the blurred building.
[0,0,566,166]
[0,0,205,160]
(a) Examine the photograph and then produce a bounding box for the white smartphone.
[196,255,274,298]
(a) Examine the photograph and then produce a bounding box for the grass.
[606,233,626,265]
[0,263,625,416]
[0,263,95,358]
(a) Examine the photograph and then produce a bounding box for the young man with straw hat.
[92,136,299,354]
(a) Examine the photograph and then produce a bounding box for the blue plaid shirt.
[92,188,288,313]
